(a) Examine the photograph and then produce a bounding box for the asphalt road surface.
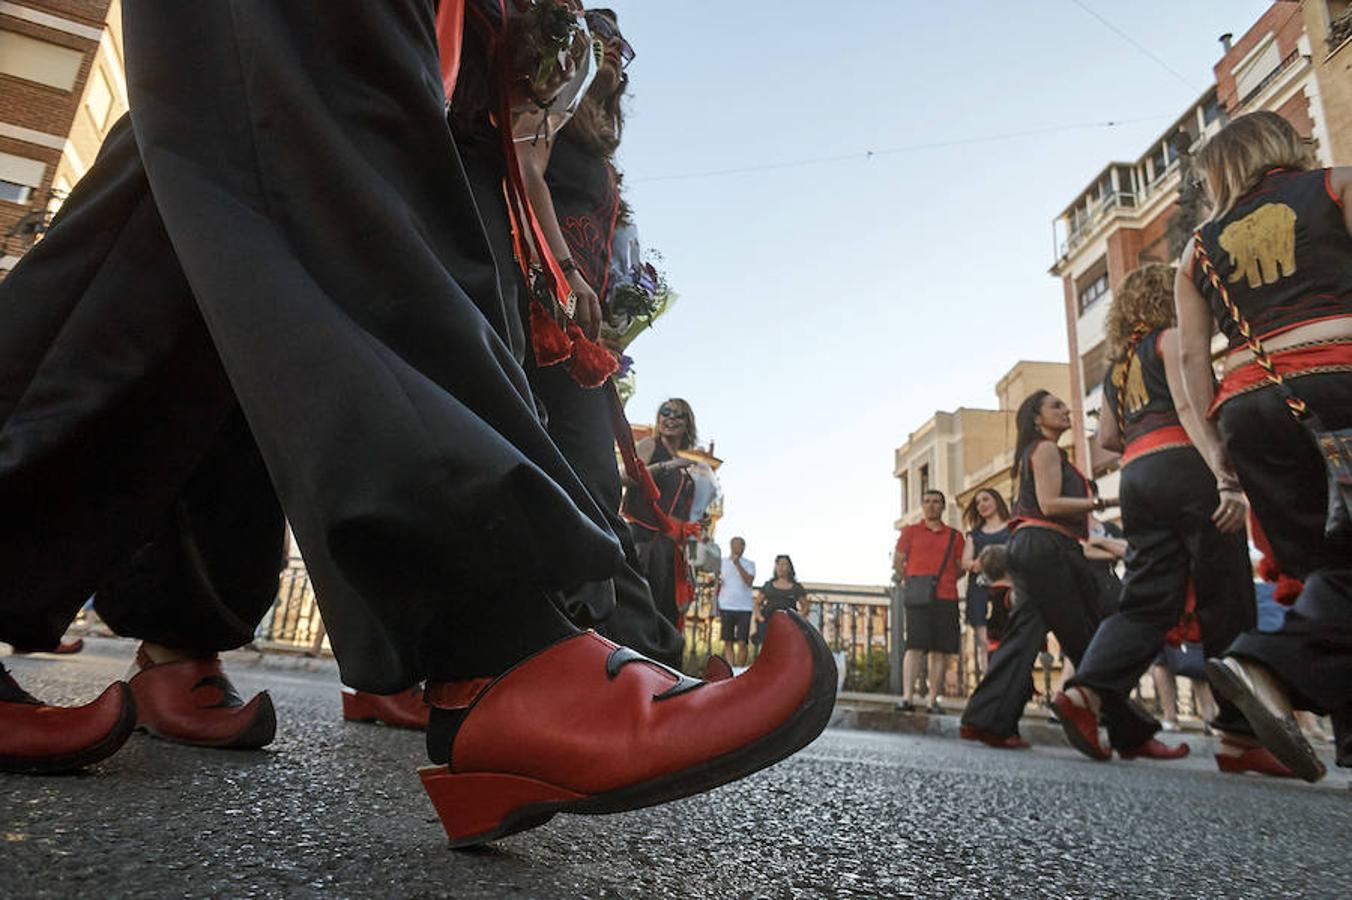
[3,640,1349,899]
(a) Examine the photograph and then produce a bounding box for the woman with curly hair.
[1054,265,1283,775]
[1173,111,1352,781]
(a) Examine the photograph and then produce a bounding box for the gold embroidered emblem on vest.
[1111,357,1150,414]
[1219,202,1298,288]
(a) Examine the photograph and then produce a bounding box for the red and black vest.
[1193,168,1352,349]
[544,130,621,300]
[1102,328,1181,445]
[1013,439,1090,540]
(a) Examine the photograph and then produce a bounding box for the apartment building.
[1,0,125,274]
[893,361,1071,531]
[1048,1,1347,497]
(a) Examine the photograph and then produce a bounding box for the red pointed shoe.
[701,655,733,682]
[128,648,275,749]
[1215,745,1297,778]
[1052,689,1110,761]
[1119,738,1190,761]
[0,664,136,774]
[342,686,430,730]
[958,724,1029,749]
[12,638,84,655]
[418,610,837,848]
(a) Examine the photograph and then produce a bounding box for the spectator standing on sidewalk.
[894,490,965,713]
[960,489,1010,677]
[717,537,756,668]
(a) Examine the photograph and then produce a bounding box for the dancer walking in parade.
[1053,264,1279,774]
[0,0,837,849]
[1174,111,1352,781]
[960,392,1169,757]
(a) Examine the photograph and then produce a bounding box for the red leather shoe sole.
[419,613,838,848]
[958,724,1028,749]
[0,683,137,775]
[1052,691,1109,761]
[1216,746,1298,778]
[1118,738,1189,761]
[1205,659,1325,783]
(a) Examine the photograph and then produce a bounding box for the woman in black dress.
[624,398,700,627]
[960,489,1011,674]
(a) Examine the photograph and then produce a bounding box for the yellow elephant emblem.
[1219,202,1298,288]
[1110,356,1150,415]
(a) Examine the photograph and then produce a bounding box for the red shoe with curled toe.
[1052,689,1110,761]
[1215,744,1297,778]
[418,610,837,848]
[701,655,733,682]
[0,663,136,774]
[1118,738,1190,761]
[342,686,430,730]
[959,723,1029,749]
[128,647,275,749]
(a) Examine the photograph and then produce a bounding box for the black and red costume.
[960,440,1157,748]
[1192,167,1352,743]
[1067,329,1257,733]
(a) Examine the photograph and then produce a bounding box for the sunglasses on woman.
[586,12,635,66]
[659,406,686,420]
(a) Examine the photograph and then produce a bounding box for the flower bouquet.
[601,252,678,351]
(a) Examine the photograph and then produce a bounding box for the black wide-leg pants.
[961,527,1158,748]
[1220,373,1352,718]
[0,1,623,691]
[1069,447,1256,732]
[530,365,684,666]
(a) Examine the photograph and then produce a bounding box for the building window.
[899,472,908,513]
[919,464,930,498]
[84,69,113,129]
[1078,271,1109,314]
[1233,37,1281,104]
[0,152,47,206]
[1202,96,1223,125]
[0,31,84,91]
[1081,341,1110,395]
[0,180,33,204]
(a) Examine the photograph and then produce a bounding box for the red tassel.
[565,324,619,388]
[530,300,572,366]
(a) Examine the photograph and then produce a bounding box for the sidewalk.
[833,689,1228,759]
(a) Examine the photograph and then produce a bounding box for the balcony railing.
[1234,49,1302,111]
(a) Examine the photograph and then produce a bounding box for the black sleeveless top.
[622,440,694,535]
[545,130,621,299]
[1193,168,1352,350]
[1013,439,1089,539]
[1102,328,1181,445]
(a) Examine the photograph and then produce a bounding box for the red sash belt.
[1211,340,1352,415]
[1008,516,1085,543]
[1121,425,1192,466]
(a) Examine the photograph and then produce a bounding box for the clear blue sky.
[603,0,1275,584]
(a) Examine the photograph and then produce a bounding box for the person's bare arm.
[960,533,977,573]
[733,558,754,587]
[1160,325,1247,532]
[1097,393,1124,453]
[515,136,602,338]
[1031,441,1097,518]
[1333,166,1352,236]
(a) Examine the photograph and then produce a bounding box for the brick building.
[1048,1,1350,495]
[1,0,125,275]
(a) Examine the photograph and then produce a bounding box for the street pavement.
[2,638,1349,899]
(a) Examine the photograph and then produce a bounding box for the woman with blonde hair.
[1173,110,1352,780]
[1055,264,1276,774]
[623,398,700,627]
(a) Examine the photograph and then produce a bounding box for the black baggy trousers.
[961,527,1158,748]
[0,1,623,692]
[1069,447,1257,733]
[1219,373,1352,718]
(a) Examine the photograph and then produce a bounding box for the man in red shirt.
[893,490,965,713]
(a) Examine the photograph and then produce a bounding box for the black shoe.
[895,699,916,713]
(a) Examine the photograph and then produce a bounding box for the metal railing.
[256,556,325,651]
